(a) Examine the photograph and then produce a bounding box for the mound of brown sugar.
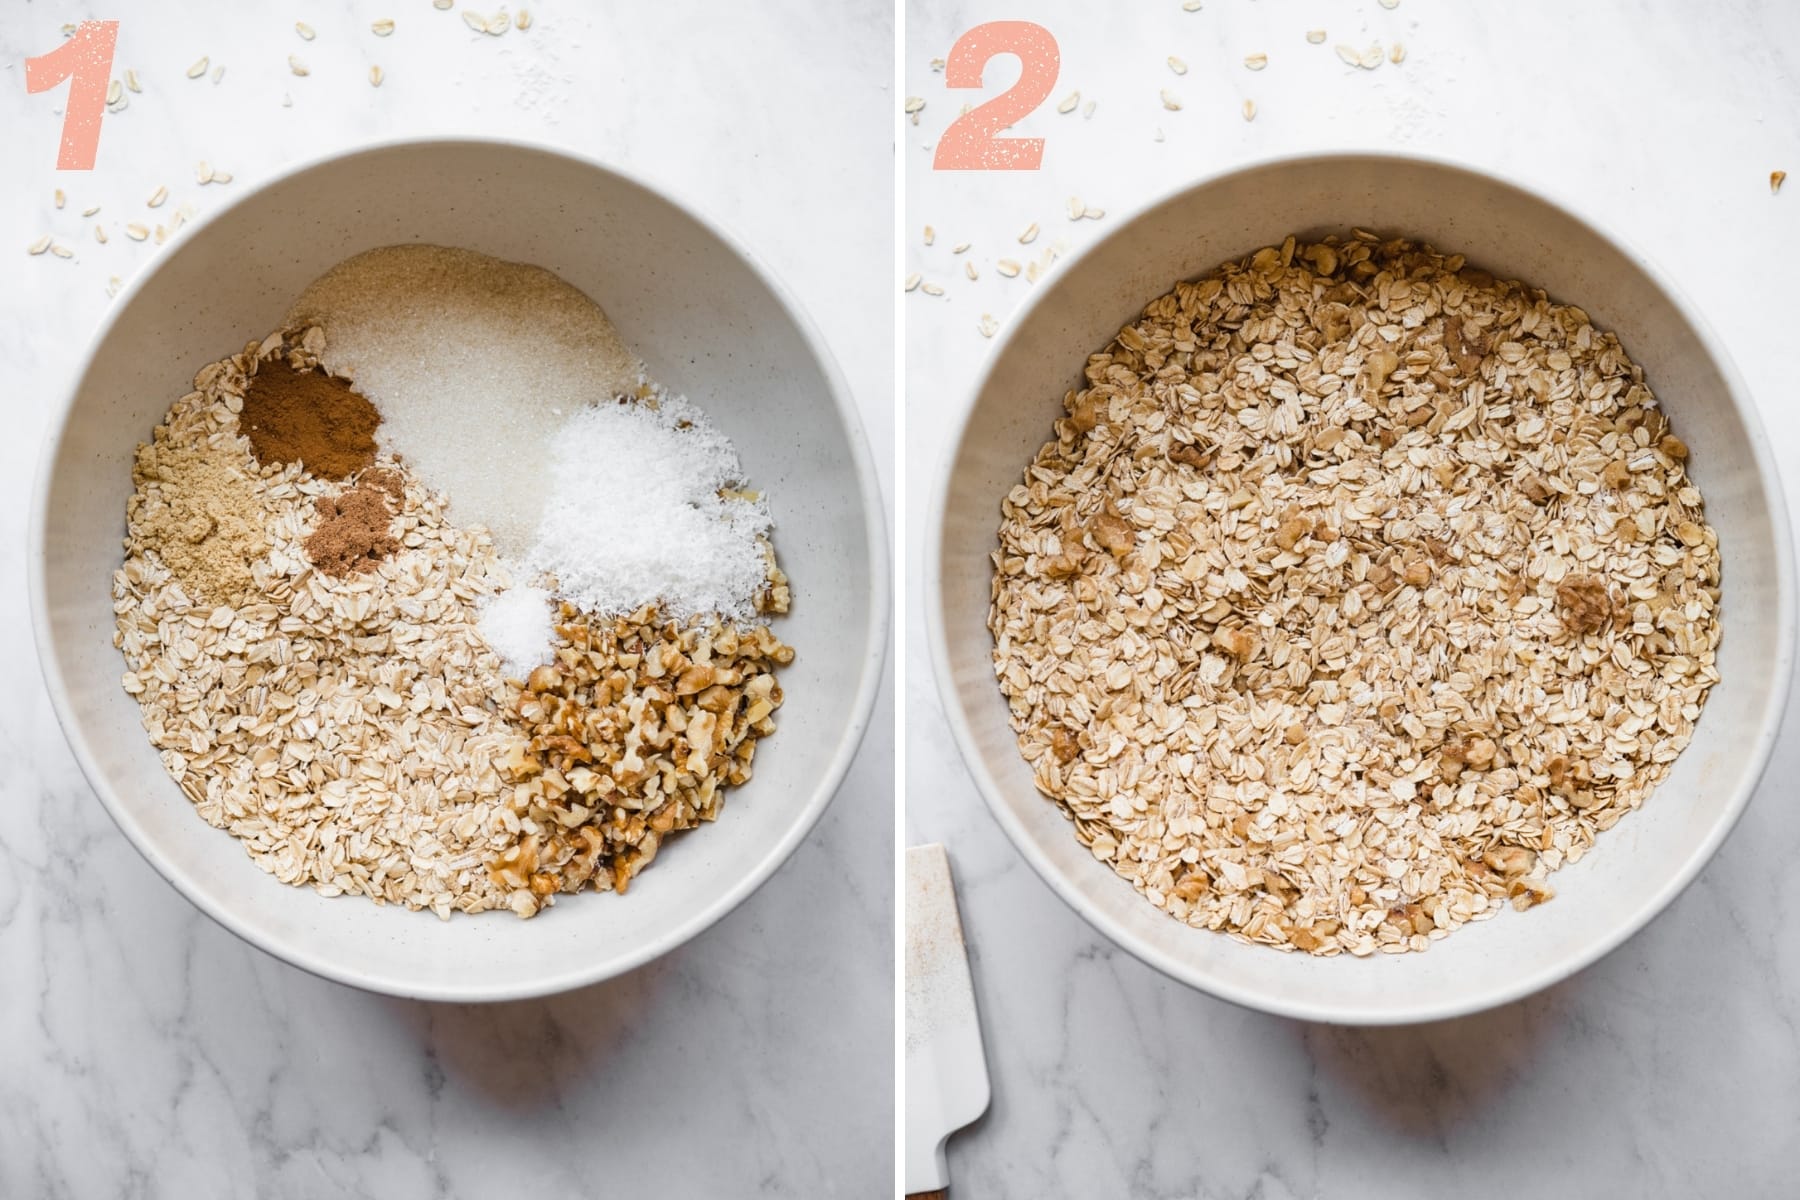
[240,358,380,480]
[306,474,399,577]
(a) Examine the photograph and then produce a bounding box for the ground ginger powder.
[128,433,268,605]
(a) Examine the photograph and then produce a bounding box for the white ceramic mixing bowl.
[32,137,887,1001]
[927,151,1792,1024]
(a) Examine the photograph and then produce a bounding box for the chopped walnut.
[1556,574,1614,636]
[489,605,790,907]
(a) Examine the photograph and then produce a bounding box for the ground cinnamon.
[240,358,380,480]
[306,475,399,577]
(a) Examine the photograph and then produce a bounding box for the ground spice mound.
[240,358,380,479]
[306,475,399,576]
[360,466,404,504]
[128,435,268,604]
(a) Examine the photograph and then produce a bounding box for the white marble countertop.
[1,2,892,1195]
[906,1,1800,1195]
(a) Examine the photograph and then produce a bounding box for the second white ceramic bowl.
[33,137,888,1002]
[928,152,1793,1024]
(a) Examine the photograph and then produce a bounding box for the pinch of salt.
[477,582,557,680]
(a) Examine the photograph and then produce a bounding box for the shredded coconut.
[527,391,772,622]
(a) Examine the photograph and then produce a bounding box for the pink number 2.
[26,20,120,171]
[932,21,1060,171]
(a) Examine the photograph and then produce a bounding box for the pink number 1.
[26,20,120,171]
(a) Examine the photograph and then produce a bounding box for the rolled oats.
[989,233,1721,957]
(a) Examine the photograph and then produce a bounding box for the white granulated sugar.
[477,581,557,680]
[287,244,644,558]
[527,391,771,622]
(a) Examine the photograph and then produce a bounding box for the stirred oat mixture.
[115,308,790,920]
[990,232,1721,956]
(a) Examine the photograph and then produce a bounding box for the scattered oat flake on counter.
[997,258,1021,277]
[1019,222,1039,244]
[1083,100,1096,119]
[463,10,487,32]
[1772,170,1787,194]
[978,314,998,338]
[905,273,922,292]
[484,12,510,35]
[923,225,936,245]
[1168,56,1187,75]
[1390,43,1406,64]
[93,225,107,244]
[125,223,148,241]
[1161,89,1182,110]
[922,281,946,296]
[515,10,531,30]
[1243,99,1257,120]
[1307,29,1327,44]
[1057,90,1079,113]
[212,64,226,84]
[147,185,168,208]
[1066,196,1085,220]
[295,21,315,40]
[289,54,309,76]
[370,65,384,86]
[125,68,142,92]
[1182,0,1202,10]
[50,244,73,259]
[372,18,395,35]
[187,55,209,78]
[1244,53,1267,70]
[82,205,100,217]
[964,261,979,281]
[26,235,51,256]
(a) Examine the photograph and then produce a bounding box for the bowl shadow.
[1292,977,1574,1138]
[374,951,680,1112]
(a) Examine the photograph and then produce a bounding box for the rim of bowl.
[29,133,892,1003]
[925,146,1796,1026]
